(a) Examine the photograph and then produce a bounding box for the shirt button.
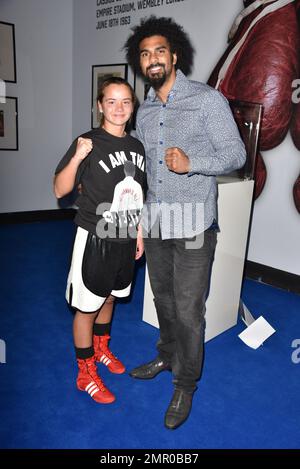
[162,104,166,108]
[160,141,163,145]
[159,160,163,164]
[158,180,162,183]
[160,122,163,126]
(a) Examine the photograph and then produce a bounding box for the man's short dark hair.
[124,16,194,76]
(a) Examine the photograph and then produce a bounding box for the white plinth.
[142,178,254,342]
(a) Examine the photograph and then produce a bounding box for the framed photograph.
[134,73,150,105]
[132,72,150,129]
[0,22,17,83]
[91,63,128,129]
[0,97,18,150]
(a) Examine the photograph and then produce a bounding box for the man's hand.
[165,147,190,174]
[74,137,93,161]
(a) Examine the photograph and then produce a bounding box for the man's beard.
[146,64,168,90]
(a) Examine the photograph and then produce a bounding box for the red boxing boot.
[93,334,125,374]
[76,356,115,404]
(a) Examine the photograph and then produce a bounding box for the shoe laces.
[99,335,119,362]
[86,360,108,393]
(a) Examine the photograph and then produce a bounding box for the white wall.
[0,0,73,212]
[248,136,300,274]
[72,0,242,136]
[1,0,299,274]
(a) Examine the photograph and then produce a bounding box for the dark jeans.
[144,229,217,392]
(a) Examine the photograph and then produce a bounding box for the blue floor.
[0,220,299,449]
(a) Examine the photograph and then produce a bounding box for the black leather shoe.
[129,356,171,379]
[164,389,193,430]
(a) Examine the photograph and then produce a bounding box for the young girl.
[54,77,145,404]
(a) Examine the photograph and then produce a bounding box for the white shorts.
[66,227,133,312]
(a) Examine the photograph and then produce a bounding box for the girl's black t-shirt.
[55,127,146,240]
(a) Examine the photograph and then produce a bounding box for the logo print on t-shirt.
[99,151,145,173]
[102,160,143,228]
